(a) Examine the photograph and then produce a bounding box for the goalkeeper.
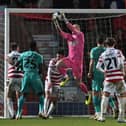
[52,12,91,104]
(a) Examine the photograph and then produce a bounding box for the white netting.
[3,9,126,118]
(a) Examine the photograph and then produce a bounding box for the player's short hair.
[97,37,104,44]
[57,49,65,56]
[104,37,116,47]
[11,43,18,50]
[29,40,37,50]
[97,34,106,44]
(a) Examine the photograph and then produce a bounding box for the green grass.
[0,117,125,126]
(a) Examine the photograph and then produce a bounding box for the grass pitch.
[0,117,125,126]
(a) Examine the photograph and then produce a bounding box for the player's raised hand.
[60,12,66,19]
[52,12,58,21]
[52,17,61,32]
[60,12,68,23]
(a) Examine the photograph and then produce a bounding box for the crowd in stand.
[0,0,126,9]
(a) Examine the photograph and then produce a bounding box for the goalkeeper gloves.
[60,12,69,24]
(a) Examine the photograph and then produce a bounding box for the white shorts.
[7,78,22,97]
[103,80,126,96]
[45,80,60,97]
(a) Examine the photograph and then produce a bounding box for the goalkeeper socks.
[16,95,25,117]
[39,95,44,114]
[92,96,101,113]
[80,82,88,94]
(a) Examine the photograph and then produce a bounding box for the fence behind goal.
[3,9,126,118]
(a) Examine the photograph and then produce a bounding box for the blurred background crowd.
[0,0,126,9]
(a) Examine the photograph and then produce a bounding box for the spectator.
[72,0,80,8]
[37,0,53,8]
[104,0,124,9]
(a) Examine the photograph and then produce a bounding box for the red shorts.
[60,57,83,80]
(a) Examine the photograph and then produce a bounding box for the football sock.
[47,102,54,117]
[92,95,101,113]
[100,96,109,117]
[16,95,25,117]
[109,96,117,110]
[43,97,49,114]
[39,95,44,114]
[117,97,126,120]
[7,98,14,117]
[80,83,88,94]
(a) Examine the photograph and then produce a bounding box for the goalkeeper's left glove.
[60,12,69,24]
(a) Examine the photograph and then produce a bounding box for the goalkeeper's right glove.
[52,12,58,21]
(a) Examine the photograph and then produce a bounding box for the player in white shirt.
[96,37,126,123]
[40,49,65,119]
[6,43,23,119]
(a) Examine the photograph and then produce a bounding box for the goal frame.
[4,8,126,118]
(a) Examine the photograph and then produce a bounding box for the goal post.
[4,8,126,118]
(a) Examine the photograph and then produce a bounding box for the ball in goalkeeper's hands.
[52,12,57,20]
[52,12,62,21]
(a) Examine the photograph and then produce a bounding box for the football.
[52,12,62,20]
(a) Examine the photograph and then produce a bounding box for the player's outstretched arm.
[52,12,71,39]
[60,12,79,33]
[60,12,69,24]
[52,12,62,32]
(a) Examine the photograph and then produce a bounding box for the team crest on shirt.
[69,40,77,46]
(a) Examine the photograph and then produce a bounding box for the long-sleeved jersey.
[59,22,84,79]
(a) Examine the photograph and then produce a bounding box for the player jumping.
[52,12,91,104]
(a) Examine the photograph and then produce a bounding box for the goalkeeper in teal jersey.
[88,37,118,120]
[15,41,45,119]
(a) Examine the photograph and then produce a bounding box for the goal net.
[3,9,126,118]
